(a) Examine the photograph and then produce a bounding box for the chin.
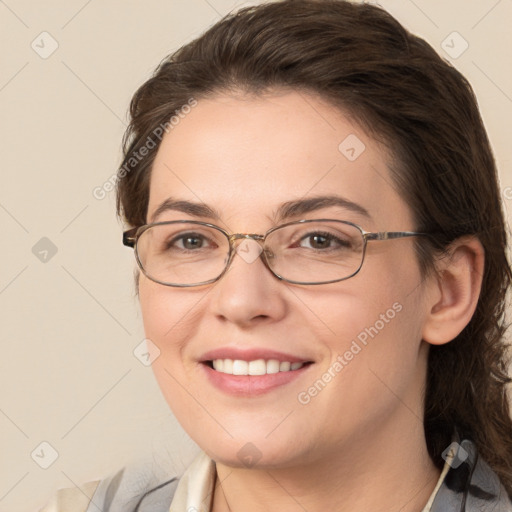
[193,432,311,470]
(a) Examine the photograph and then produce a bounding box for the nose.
[208,239,287,327]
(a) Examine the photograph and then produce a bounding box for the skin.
[138,89,484,512]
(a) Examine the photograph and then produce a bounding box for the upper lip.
[200,347,314,364]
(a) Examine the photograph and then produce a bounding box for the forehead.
[148,90,412,229]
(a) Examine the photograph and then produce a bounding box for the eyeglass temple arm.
[365,231,428,241]
[123,228,138,247]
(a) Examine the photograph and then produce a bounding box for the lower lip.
[201,363,312,396]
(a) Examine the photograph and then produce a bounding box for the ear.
[422,236,485,346]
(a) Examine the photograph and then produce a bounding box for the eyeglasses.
[123,219,427,287]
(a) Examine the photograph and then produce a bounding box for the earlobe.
[422,236,485,346]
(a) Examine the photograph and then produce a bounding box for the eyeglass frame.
[122,219,429,287]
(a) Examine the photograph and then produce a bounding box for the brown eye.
[167,232,214,251]
[179,235,204,250]
[297,231,349,250]
[306,234,330,249]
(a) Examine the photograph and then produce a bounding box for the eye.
[168,232,215,251]
[297,231,349,250]
[301,233,332,249]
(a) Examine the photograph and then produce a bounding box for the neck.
[211,418,440,512]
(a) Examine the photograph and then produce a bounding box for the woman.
[42,0,512,510]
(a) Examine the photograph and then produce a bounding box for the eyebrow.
[274,195,371,222]
[149,194,371,224]
[150,199,222,223]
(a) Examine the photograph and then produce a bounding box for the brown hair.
[116,0,512,495]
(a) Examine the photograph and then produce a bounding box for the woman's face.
[140,90,432,469]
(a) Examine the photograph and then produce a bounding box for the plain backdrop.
[1,0,511,510]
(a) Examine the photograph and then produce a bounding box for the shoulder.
[40,464,180,512]
[39,480,100,512]
[430,438,512,512]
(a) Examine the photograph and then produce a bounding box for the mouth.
[203,359,313,375]
[199,349,315,396]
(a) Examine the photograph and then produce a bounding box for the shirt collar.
[169,451,216,512]
[169,450,451,512]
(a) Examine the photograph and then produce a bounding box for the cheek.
[138,280,203,360]
[139,282,204,417]
[295,289,424,443]
[139,278,198,338]
[346,257,425,398]
[317,246,425,383]
[139,283,173,344]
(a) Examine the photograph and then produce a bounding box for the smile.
[210,359,307,375]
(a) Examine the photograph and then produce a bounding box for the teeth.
[279,361,291,371]
[233,360,248,375]
[223,359,233,374]
[266,359,280,374]
[249,359,266,375]
[210,359,306,375]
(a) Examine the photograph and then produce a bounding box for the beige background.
[1,0,511,510]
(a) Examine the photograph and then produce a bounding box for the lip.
[198,347,315,397]
[201,361,313,396]
[200,347,312,364]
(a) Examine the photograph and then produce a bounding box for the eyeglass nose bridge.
[224,233,275,272]
[228,233,265,243]
[227,233,268,258]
